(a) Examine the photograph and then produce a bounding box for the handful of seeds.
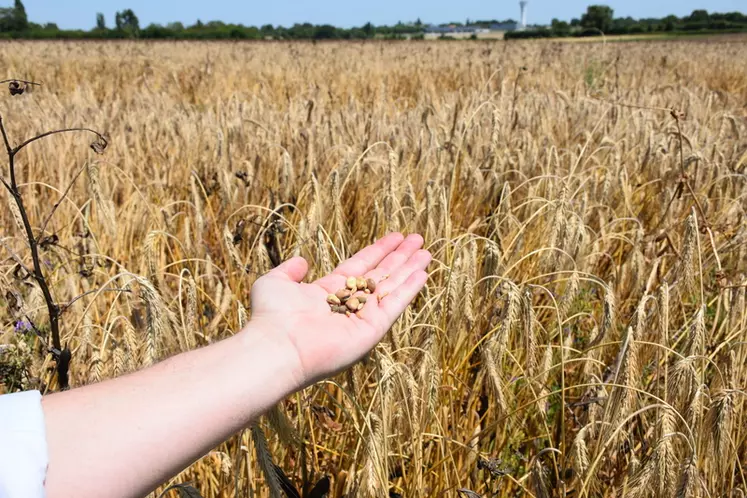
[326,275,381,316]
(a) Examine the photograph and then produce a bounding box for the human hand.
[246,233,431,387]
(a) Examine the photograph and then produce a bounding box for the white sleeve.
[0,390,48,498]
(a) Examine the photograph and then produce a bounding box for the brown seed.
[356,277,367,290]
[357,296,367,304]
[336,289,352,301]
[346,277,357,291]
[337,305,348,314]
[366,278,376,292]
[346,297,360,311]
[327,294,341,305]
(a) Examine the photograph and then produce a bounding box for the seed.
[327,294,341,305]
[345,311,351,317]
[366,278,376,292]
[346,277,357,290]
[336,305,348,314]
[336,289,352,301]
[357,296,367,304]
[377,292,389,303]
[346,297,360,311]
[357,303,364,311]
[364,288,371,294]
[356,277,367,290]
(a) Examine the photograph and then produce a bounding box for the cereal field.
[1,39,746,497]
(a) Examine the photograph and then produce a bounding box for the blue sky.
[22,1,745,30]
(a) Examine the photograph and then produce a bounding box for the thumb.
[268,256,309,283]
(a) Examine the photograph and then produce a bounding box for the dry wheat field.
[1,39,746,497]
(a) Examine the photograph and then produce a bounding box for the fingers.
[315,232,404,291]
[378,270,429,323]
[364,234,424,284]
[375,249,431,296]
[267,256,309,283]
[333,232,405,276]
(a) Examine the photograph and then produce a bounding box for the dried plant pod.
[366,278,376,292]
[327,294,341,305]
[8,80,24,95]
[346,277,357,290]
[336,289,352,301]
[90,136,108,154]
[346,297,360,311]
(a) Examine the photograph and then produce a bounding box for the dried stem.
[0,110,106,391]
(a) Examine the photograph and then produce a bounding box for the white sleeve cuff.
[0,390,48,498]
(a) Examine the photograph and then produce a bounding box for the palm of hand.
[248,233,431,386]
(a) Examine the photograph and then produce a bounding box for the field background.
[0,39,746,497]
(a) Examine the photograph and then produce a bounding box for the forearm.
[41,322,301,498]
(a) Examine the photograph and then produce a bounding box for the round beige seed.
[327,294,341,305]
[357,302,364,311]
[336,289,352,301]
[346,297,360,311]
[346,277,357,291]
[356,277,367,290]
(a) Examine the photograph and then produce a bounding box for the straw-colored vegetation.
[1,39,746,497]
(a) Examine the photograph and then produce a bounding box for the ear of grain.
[521,288,537,380]
[223,225,245,272]
[250,424,283,498]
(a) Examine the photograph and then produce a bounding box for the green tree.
[13,0,27,31]
[688,9,709,23]
[551,18,570,36]
[580,5,614,32]
[96,13,106,30]
[115,9,140,36]
[0,0,27,32]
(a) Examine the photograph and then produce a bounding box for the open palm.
[247,233,431,386]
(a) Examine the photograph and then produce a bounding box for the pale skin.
[40,232,431,498]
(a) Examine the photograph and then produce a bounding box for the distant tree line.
[0,1,744,41]
[0,2,422,40]
[506,5,747,39]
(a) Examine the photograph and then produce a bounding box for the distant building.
[424,23,506,34]
[490,21,519,31]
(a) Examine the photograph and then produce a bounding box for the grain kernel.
[336,289,352,301]
[346,297,360,311]
[346,277,357,290]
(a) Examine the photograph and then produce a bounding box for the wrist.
[235,318,307,396]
